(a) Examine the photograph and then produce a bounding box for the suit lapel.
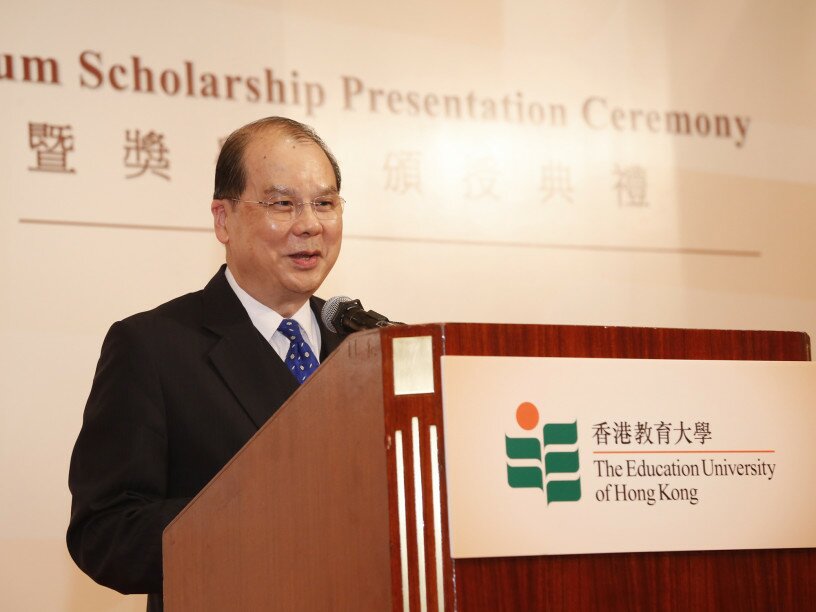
[201,268,299,429]
[201,268,346,429]
[310,296,345,360]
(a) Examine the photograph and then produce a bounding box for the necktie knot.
[278,319,319,384]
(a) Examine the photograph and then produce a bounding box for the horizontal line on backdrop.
[347,233,761,257]
[18,218,760,258]
[20,217,212,234]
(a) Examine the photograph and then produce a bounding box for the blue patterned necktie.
[277,319,320,384]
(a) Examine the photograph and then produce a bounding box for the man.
[67,117,345,611]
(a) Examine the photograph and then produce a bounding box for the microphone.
[321,296,403,334]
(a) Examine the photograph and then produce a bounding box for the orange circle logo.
[516,402,539,430]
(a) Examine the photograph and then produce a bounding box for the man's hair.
[213,116,341,200]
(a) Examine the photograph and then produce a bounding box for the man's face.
[212,128,342,316]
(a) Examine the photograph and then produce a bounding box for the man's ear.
[212,199,229,245]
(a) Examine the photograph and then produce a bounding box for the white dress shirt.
[224,267,322,363]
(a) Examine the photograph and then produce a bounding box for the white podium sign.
[440,357,816,558]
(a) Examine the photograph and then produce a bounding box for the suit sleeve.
[67,319,190,595]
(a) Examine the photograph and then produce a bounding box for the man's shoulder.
[111,289,207,340]
[136,288,206,320]
[113,268,230,336]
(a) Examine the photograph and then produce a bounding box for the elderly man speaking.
[67,117,345,612]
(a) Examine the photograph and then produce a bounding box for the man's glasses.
[230,195,345,222]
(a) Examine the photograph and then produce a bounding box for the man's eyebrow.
[261,185,340,197]
[262,185,295,196]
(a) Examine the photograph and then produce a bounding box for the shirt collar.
[224,266,319,348]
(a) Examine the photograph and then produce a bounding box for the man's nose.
[291,202,323,234]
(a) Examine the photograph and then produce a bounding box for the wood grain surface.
[430,324,813,612]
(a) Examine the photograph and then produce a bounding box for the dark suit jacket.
[67,266,343,611]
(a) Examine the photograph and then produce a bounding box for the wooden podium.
[163,323,815,611]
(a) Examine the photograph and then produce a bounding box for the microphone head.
[321,295,353,333]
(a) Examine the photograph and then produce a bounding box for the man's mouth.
[288,250,320,266]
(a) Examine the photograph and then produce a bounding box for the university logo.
[505,402,581,503]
